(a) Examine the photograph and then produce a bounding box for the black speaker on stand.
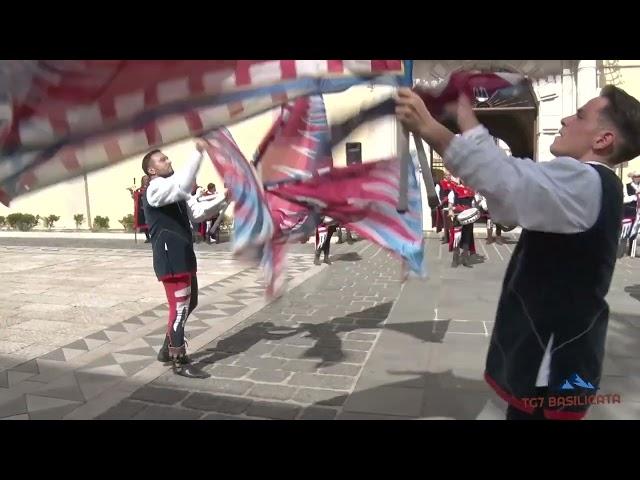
[340,142,362,243]
[346,142,362,166]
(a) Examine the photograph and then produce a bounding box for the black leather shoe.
[157,338,190,364]
[172,362,209,379]
[323,255,332,265]
[157,337,170,362]
[164,354,191,365]
[159,352,191,365]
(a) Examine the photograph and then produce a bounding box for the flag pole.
[396,60,413,213]
[133,177,137,244]
[396,122,409,213]
[413,134,439,208]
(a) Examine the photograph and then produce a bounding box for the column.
[576,60,599,107]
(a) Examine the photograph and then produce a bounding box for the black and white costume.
[444,125,623,420]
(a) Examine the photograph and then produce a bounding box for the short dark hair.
[599,85,640,164]
[142,149,162,175]
[207,183,215,190]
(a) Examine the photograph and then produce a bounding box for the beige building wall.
[0,85,397,230]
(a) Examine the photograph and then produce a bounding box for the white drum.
[456,207,481,225]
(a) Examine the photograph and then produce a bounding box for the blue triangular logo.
[571,373,595,389]
[561,380,574,390]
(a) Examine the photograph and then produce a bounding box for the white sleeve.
[187,193,228,223]
[447,190,455,205]
[443,125,602,234]
[145,151,203,208]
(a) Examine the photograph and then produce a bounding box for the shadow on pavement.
[188,302,452,370]
[467,254,487,266]
[623,284,640,303]
[334,369,493,419]
[606,311,640,358]
[331,252,363,262]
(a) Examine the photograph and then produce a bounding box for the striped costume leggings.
[162,273,199,351]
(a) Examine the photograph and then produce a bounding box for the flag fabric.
[255,94,334,296]
[270,158,425,276]
[412,70,525,119]
[202,126,304,298]
[202,127,273,257]
[258,94,332,236]
[257,76,425,278]
[0,60,405,205]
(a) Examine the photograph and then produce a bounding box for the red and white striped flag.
[0,60,405,205]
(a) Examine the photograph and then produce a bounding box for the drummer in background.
[623,170,640,256]
[438,173,457,244]
[475,192,505,245]
[432,170,445,240]
[448,180,477,267]
[314,216,338,265]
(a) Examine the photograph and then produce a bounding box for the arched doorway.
[438,76,538,160]
[428,75,538,185]
[472,79,538,160]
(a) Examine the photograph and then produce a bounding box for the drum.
[621,217,634,240]
[323,216,339,227]
[315,225,328,252]
[456,207,481,225]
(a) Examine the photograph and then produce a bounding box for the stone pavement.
[0,241,325,419]
[1,231,639,420]
[97,232,640,420]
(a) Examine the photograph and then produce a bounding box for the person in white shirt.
[142,140,228,378]
[396,84,640,420]
[201,183,223,244]
[475,192,505,245]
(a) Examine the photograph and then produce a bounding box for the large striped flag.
[205,90,425,298]
[0,60,405,205]
[258,94,331,237]
[255,84,425,278]
[255,94,334,296]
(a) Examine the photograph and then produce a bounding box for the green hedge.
[42,214,60,230]
[6,213,39,231]
[93,216,110,230]
[73,214,85,229]
[119,214,135,232]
